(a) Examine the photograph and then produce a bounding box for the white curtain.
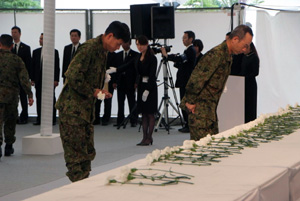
[256,10,300,115]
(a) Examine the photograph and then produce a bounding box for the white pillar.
[22,0,63,155]
[41,0,56,136]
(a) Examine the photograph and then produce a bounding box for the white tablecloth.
[25,129,300,201]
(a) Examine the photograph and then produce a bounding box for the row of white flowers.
[106,103,299,185]
[145,103,298,165]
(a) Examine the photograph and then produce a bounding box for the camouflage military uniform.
[0,49,32,146]
[55,35,107,182]
[180,41,232,140]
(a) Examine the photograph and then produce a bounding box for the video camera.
[150,43,172,55]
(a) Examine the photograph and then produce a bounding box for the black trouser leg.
[19,86,28,121]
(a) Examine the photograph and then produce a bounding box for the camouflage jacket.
[180,41,232,121]
[0,49,33,103]
[55,35,107,123]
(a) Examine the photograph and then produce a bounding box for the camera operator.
[161,31,196,133]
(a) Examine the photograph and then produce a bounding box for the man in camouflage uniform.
[0,34,33,158]
[180,25,253,141]
[55,21,130,182]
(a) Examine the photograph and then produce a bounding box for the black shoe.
[178,127,190,133]
[53,122,56,126]
[4,144,14,156]
[113,123,121,127]
[33,121,40,125]
[93,119,100,125]
[17,119,28,124]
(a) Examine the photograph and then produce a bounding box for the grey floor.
[0,118,188,201]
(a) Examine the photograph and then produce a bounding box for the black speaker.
[151,6,175,39]
[130,3,159,39]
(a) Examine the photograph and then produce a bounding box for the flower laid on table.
[105,166,194,186]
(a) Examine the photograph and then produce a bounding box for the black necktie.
[124,51,128,61]
[13,44,17,54]
[71,46,75,60]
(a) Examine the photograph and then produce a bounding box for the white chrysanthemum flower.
[182,140,196,149]
[97,91,105,100]
[117,166,131,182]
[104,175,115,185]
[145,153,154,165]
[277,107,284,115]
[206,134,212,141]
[170,146,181,153]
[195,138,208,146]
[161,146,171,155]
[151,149,161,160]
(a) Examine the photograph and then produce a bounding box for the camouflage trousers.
[188,113,219,141]
[59,113,96,182]
[0,102,18,146]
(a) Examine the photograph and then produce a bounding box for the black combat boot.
[4,144,14,156]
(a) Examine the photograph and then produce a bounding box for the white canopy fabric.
[43,0,159,9]
[255,10,300,115]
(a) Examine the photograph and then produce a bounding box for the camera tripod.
[155,56,183,134]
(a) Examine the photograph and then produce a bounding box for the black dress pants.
[35,82,57,123]
[116,87,136,125]
[19,85,28,121]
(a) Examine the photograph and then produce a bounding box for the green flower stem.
[135,168,194,177]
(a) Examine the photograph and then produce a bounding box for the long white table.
[25,129,300,201]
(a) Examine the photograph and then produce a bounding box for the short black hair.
[229,25,253,40]
[184,31,195,42]
[193,39,204,52]
[0,34,13,47]
[11,26,21,33]
[70,29,81,37]
[105,21,130,43]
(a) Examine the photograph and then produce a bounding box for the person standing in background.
[93,51,117,126]
[11,26,32,124]
[241,42,259,123]
[62,29,81,83]
[193,39,204,66]
[134,35,157,146]
[161,31,196,133]
[113,40,139,127]
[31,33,60,125]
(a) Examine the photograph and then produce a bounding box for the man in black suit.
[31,33,60,125]
[94,52,116,125]
[11,26,32,124]
[113,40,138,127]
[161,30,196,133]
[62,29,81,83]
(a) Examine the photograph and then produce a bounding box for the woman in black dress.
[135,35,158,146]
[193,39,204,66]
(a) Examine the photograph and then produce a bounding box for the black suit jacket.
[62,43,80,81]
[168,45,196,88]
[13,42,31,77]
[114,49,139,90]
[31,47,60,85]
